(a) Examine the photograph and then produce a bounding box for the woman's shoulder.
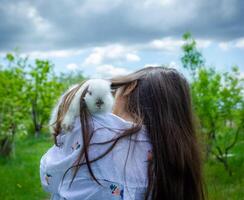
[92,113,133,128]
[91,113,149,141]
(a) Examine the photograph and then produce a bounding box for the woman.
[40,66,205,200]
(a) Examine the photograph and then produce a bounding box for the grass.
[0,135,243,200]
[0,135,52,200]
[204,139,244,200]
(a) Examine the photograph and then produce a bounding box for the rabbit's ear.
[123,80,138,96]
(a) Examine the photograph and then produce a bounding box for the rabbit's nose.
[96,98,104,108]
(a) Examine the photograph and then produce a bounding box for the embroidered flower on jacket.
[110,184,123,198]
[45,173,52,185]
[71,141,81,150]
[57,141,64,148]
[147,150,153,161]
[144,149,153,162]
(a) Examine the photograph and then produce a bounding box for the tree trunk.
[35,123,43,137]
[0,137,12,157]
[0,123,16,157]
[32,100,42,137]
[222,158,232,176]
[216,153,232,176]
[35,125,41,138]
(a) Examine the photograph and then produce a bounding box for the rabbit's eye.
[88,91,92,95]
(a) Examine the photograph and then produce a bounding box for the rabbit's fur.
[49,79,114,134]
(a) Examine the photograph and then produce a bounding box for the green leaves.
[26,59,64,137]
[181,32,204,77]
[0,55,28,156]
[6,53,15,62]
[0,52,85,156]
[181,32,244,175]
[0,53,84,154]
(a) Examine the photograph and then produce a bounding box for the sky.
[0,0,244,78]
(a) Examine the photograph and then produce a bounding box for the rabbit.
[49,79,114,134]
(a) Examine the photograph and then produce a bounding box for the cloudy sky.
[0,0,243,77]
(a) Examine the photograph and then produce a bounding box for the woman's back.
[41,67,205,200]
[40,113,151,200]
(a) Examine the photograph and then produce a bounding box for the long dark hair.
[53,66,205,200]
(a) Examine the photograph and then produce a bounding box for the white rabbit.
[49,79,114,134]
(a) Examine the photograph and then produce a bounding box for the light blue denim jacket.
[40,113,151,200]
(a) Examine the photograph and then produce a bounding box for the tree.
[0,52,85,156]
[191,67,243,175]
[181,32,244,175]
[0,54,27,156]
[26,60,63,137]
[181,32,204,78]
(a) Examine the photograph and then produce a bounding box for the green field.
[0,136,52,200]
[0,135,243,200]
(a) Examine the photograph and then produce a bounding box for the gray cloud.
[0,0,243,51]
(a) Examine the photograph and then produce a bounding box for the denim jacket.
[40,113,151,200]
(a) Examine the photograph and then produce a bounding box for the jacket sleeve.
[40,118,82,194]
